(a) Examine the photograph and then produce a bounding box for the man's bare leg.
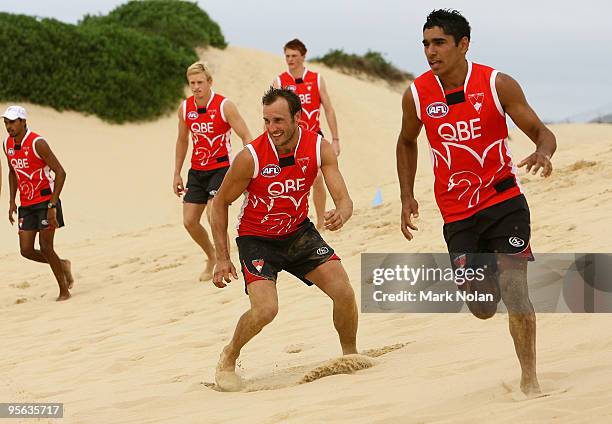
[183,202,215,281]
[312,171,326,230]
[498,254,540,395]
[20,230,72,299]
[306,260,358,354]
[216,280,278,390]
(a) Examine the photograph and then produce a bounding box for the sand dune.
[1,46,612,423]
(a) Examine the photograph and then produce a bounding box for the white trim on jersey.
[302,68,308,80]
[32,136,44,160]
[316,133,322,168]
[266,133,279,161]
[464,60,473,93]
[276,76,282,87]
[503,138,524,194]
[433,60,473,96]
[410,83,421,121]
[182,100,187,121]
[206,90,216,109]
[490,70,505,117]
[220,98,229,123]
[317,72,321,89]
[245,144,259,178]
[235,193,249,231]
[294,127,303,155]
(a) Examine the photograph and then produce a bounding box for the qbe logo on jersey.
[426,102,449,118]
[261,164,281,178]
[187,111,199,120]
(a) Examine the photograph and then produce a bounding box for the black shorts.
[184,167,229,204]
[236,220,340,294]
[18,200,65,232]
[443,194,534,267]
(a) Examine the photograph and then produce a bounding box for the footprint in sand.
[10,281,30,289]
[15,297,28,304]
[299,354,375,384]
[361,342,412,358]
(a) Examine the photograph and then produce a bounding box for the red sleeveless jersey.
[411,61,523,223]
[4,130,54,207]
[277,69,322,133]
[182,91,232,171]
[237,128,321,237]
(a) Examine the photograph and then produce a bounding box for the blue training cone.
[372,187,383,207]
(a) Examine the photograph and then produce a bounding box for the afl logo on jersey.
[8,148,15,156]
[261,164,281,178]
[426,102,449,118]
[286,85,296,91]
[187,111,199,120]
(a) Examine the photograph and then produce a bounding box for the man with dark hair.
[3,105,74,301]
[274,38,340,230]
[210,87,357,391]
[396,9,556,394]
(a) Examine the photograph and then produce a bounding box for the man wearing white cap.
[3,105,74,301]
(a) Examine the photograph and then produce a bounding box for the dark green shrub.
[0,12,196,123]
[81,0,227,49]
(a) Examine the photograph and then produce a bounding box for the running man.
[273,39,340,229]
[3,105,74,301]
[396,10,556,394]
[211,87,357,391]
[174,62,252,281]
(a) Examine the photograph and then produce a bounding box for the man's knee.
[467,302,497,320]
[251,304,278,327]
[183,215,201,232]
[20,248,36,260]
[39,240,55,258]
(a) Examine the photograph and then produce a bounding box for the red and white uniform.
[182,91,232,171]
[4,130,54,207]
[411,61,523,223]
[277,69,322,133]
[237,128,321,237]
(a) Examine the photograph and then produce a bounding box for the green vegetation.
[0,1,226,123]
[312,49,413,83]
[81,0,227,50]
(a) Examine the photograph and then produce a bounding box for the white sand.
[1,46,612,423]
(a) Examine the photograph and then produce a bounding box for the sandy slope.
[1,46,612,423]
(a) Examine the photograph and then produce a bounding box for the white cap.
[2,105,27,120]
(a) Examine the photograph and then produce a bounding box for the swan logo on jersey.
[261,164,281,178]
[468,93,485,114]
[8,148,14,156]
[286,85,296,91]
[208,109,217,120]
[297,157,310,175]
[252,259,264,272]
[509,237,525,248]
[427,102,449,118]
[187,111,199,120]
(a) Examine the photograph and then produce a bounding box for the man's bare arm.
[35,139,66,204]
[396,86,422,240]
[320,140,352,230]
[173,105,190,196]
[319,76,340,154]
[496,73,557,177]
[223,100,253,146]
[211,149,254,287]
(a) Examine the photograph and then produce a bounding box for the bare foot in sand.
[199,258,216,282]
[62,259,74,289]
[56,291,71,301]
[215,346,242,392]
[521,377,541,395]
